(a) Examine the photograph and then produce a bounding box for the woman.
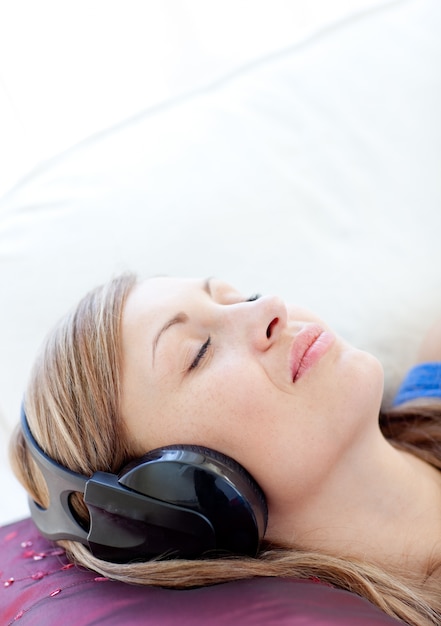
[10,273,441,625]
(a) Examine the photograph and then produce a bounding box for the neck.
[268,423,441,576]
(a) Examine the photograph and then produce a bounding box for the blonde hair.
[9,273,441,626]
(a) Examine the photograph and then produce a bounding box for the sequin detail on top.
[1,524,110,625]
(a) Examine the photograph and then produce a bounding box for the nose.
[226,295,288,351]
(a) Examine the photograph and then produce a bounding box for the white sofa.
[0,0,440,525]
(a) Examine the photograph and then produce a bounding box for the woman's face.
[120,277,384,528]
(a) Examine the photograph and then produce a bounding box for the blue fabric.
[393,362,441,407]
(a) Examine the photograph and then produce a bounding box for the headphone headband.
[21,404,267,563]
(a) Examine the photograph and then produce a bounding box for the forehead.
[125,276,200,312]
[120,278,197,374]
[124,276,241,319]
[121,277,247,351]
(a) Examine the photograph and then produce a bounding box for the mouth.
[289,324,334,382]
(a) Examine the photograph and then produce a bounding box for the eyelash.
[189,294,261,371]
[189,337,211,370]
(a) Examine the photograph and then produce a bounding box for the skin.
[120,277,441,573]
[417,317,441,363]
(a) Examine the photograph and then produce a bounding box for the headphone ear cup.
[166,443,268,524]
[119,444,268,558]
[21,402,267,563]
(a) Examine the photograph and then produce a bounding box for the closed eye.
[188,294,259,371]
[189,336,211,370]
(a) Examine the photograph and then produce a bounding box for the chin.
[353,348,385,407]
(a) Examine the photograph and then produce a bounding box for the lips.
[289,324,334,382]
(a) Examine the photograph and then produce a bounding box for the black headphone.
[21,404,268,564]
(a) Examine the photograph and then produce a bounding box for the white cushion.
[1,0,440,522]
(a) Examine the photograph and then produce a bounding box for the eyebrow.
[152,313,188,367]
[151,278,213,367]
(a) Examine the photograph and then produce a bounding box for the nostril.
[266,317,279,339]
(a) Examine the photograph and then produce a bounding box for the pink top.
[1,518,402,625]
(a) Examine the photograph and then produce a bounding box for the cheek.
[193,365,271,430]
[226,351,383,503]
[163,361,278,457]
